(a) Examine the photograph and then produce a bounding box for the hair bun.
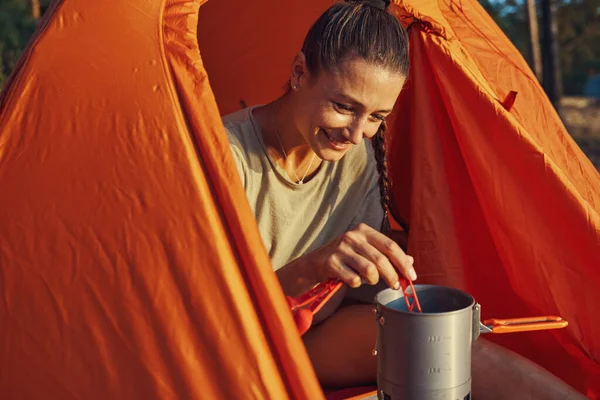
[345,0,391,11]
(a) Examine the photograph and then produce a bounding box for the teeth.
[324,130,347,147]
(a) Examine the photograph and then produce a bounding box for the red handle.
[286,279,343,335]
[483,316,568,334]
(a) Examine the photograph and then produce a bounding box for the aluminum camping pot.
[373,284,568,400]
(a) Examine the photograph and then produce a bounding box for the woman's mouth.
[322,129,350,151]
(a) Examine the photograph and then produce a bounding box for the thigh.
[303,304,378,389]
[471,338,586,400]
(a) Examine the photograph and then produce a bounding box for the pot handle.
[481,316,568,334]
[473,303,568,341]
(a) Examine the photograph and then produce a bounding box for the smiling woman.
[221,0,586,397]
[223,0,412,290]
[221,0,416,387]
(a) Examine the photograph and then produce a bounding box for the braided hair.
[371,122,392,235]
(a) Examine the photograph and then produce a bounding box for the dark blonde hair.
[301,0,410,234]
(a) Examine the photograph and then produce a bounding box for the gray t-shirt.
[223,106,384,270]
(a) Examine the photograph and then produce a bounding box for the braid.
[371,122,392,237]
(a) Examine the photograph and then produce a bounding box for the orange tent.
[0,0,598,399]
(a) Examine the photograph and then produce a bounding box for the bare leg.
[303,305,586,399]
[471,339,587,400]
[302,305,377,388]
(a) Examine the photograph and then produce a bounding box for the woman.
[223,0,585,398]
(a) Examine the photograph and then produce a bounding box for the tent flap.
[0,0,322,398]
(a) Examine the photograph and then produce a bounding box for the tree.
[555,0,600,95]
[526,0,543,81]
[541,0,562,106]
[31,0,40,19]
[0,0,48,89]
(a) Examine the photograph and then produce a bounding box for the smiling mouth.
[322,129,350,150]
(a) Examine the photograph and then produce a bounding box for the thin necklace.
[271,105,317,184]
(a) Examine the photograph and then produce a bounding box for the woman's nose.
[342,118,366,145]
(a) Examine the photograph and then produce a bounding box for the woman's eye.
[334,102,353,113]
[371,114,385,122]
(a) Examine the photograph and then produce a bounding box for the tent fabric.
[1,0,599,399]
[0,0,322,399]
[197,0,600,398]
[389,4,600,397]
[391,25,600,397]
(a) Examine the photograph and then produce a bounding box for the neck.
[270,96,311,160]
[255,95,320,182]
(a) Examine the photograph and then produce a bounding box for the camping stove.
[373,285,567,400]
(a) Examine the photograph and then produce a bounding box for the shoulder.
[222,107,258,186]
[222,106,264,162]
[222,107,252,146]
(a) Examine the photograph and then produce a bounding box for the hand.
[304,223,417,289]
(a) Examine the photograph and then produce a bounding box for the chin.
[317,147,350,162]
[314,129,352,161]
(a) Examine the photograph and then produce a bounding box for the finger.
[326,253,363,288]
[342,229,398,287]
[358,224,417,281]
[354,242,401,290]
[342,251,380,286]
[339,230,381,285]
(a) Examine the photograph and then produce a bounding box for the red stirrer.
[399,277,422,313]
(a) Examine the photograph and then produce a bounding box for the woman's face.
[291,54,406,162]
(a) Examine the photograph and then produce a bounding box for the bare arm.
[275,256,319,298]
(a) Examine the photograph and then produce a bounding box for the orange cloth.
[1,0,598,398]
[0,0,321,398]
[389,6,600,399]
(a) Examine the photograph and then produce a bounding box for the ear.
[290,52,311,90]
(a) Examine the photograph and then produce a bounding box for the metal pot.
[373,285,567,400]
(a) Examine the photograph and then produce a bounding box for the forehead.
[315,57,406,110]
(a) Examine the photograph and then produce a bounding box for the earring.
[291,83,298,91]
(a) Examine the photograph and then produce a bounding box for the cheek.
[364,122,382,139]
[309,108,351,131]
